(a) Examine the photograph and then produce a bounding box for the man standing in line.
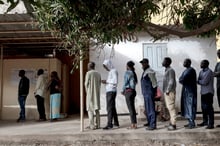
[102,59,119,130]
[214,49,220,127]
[162,57,177,130]
[17,70,30,122]
[140,58,157,130]
[197,59,215,129]
[84,62,101,130]
[179,58,197,129]
[34,69,48,121]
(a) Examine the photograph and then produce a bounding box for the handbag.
[155,87,162,101]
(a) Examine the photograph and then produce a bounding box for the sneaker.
[103,126,113,130]
[168,125,176,131]
[197,122,207,127]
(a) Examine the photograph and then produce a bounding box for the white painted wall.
[90,33,217,116]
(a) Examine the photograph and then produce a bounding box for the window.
[143,43,167,73]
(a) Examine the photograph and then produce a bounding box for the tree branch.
[145,16,220,38]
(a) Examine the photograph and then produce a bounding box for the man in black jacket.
[17,70,30,122]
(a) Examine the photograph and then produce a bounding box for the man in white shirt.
[102,59,119,130]
[34,69,48,121]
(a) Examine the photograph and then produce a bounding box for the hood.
[103,59,114,70]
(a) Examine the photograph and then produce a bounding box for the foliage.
[1,0,220,70]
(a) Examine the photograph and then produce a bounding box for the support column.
[0,45,3,119]
[80,54,84,132]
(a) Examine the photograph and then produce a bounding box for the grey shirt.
[198,67,214,95]
[163,66,176,93]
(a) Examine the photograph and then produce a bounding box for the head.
[127,60,138,83]
[217,49,220,59]
[88,62,95,71]
[50,71,59,80]
[37,69,44,76]
[139,58,149,70]
[126,61,135,70]
[162,57,172,68]
[18,70,25,77]
[200,59,209,69]
[103,59,114,71]
[183,58,191,68]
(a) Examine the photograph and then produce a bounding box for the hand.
[101,80,106,84]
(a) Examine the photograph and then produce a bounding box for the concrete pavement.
[0,114,220,146]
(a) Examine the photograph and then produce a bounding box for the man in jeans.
[17,70,30,122]
[102,59,119,130]
[162,57,177,131]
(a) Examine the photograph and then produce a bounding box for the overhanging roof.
[0,14,62,58]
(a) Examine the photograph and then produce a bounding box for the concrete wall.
[89,33,217,116]
[1,58,61,120]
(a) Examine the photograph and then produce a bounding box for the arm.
[166,69,175,93]
[84,72,89,93]
[198,70,212,85]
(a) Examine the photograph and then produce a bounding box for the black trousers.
[125,90,137,124]
[106,91,119,127]
[201,93,214,126]
[35,95,46,120]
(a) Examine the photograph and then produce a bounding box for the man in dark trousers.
[214,49,220,127]
[34,69,47,121]
[197,60,214,129]
[179,58,197,129]
[17,70,30,122]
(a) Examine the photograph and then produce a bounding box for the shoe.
[113,124,120,128]
[184,124,189,127]
[38,118,47,122]
[127,124,137,130]
[50,118,58,122]
[143,123,149,127]
[206,125,214,129]
[197,122,207,127]
[185,125,195,129]
[216,125,220,128]
[168,125,176,131]
[86,126,96,130]
[17,118,25,122]
[103,126,113,130]
[146,127,156,131]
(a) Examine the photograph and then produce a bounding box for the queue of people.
[84,49,220,131]
[16,50,220,131]
[16,69,62,123]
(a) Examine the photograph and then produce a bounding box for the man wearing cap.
[140,58,157,130]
